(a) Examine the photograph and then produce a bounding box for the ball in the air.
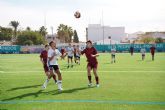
[74,11,81,18]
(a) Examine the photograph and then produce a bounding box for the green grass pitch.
[0,53,165,110]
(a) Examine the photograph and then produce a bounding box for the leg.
[71,57,73,67]
[93,68,99,86]
[55,69,63,90]
[67,57,70,68]
[87,66,92,86]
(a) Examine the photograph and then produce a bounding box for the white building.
[87,24,126,44]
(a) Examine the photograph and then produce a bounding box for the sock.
[95,76,99,84]
[88,76,92,83]
[57,80,62,89]
[52,74,57,82]
[43,79,49,87]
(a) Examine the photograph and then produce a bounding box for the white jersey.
[48,48,62,65]
[76,47,81,57]
[111,48,116,55]
[141,48,146,55]
[67,47,74,56]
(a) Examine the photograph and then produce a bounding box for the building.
[87,24,126,44]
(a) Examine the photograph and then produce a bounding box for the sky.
[0,0,165,41]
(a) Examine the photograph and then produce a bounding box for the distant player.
[111,45,116,63]
[60,46,65,60]
[40,44,57,89]
[48,41,65,91]
[140,47,146,61]
[81,40,100,87]
[75,45,81,65]
[150,45,156,61]
[130,46,134,56]
[66,43,74,68]
[73,45,77,63]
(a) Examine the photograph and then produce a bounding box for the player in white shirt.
[66,43,74,68]
[48,41,65,91]
[111,46,116,63]
[75,45,81,65]
[140,47,146,61]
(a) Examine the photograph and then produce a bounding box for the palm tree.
[39,26,47,38]
[10,21,19,41]
[57,24,73,43]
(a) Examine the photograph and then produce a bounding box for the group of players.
[40,40,156,91]
[40,40,100,91]
[111,45,156,63]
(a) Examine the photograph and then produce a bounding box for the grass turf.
[0,53,165,110]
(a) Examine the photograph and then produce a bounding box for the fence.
[0,43,165,54]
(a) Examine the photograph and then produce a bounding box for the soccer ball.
[74,11,81,18]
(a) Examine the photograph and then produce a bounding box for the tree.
[140,37,155,44]
[39,26,47,38]
[26,27,31,31]
[155,37,163,43]
[0,26,13,41]
[73,30,79,43]
[10,21,19,41]
[16,31,46,45]
[57,24,73,43]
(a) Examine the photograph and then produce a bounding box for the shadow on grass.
[7,84,42,91]
[2,86,94,101]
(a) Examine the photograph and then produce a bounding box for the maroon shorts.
[43,65,49,72]
[87,63,98,69]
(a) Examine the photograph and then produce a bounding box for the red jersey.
[40,50,48,65]
[61,48,65,55]
[81,47,98,64]
[150,47,155,54]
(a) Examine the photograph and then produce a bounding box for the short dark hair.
[49,41,54,46]
[86,40,92,44]
[45,44,49,48]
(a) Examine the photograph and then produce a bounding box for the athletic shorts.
[87,63,98,69]
[111,54,115,58]
[49,65,59,71]
[43,64,49,72]
[142,54,145,56]
[68,56,73,59]
[76,56,80,59]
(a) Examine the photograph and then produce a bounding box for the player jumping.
[81,40,100,87]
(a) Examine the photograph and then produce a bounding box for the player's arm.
[39,53,44,64]
[91,53,99,57]
[91,48,99,57]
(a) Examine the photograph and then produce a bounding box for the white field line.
[0,70,165,73]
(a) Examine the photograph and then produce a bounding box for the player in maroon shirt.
[150,45,156,61]
[40,44,57,89]
[61,46,65,60]
[81,40,100,87]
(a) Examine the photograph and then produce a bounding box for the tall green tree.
[39,26,47,38]
[0,26,13,40]
[16,31,46,45]
[155,37,163,43]
[10,21,19,41]
[57,24,73,43]
[73,30,79,43]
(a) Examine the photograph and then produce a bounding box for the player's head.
[49,41,56,48]
[45,44,49,50]
[69,43,71,47]
[86,40,92,48]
